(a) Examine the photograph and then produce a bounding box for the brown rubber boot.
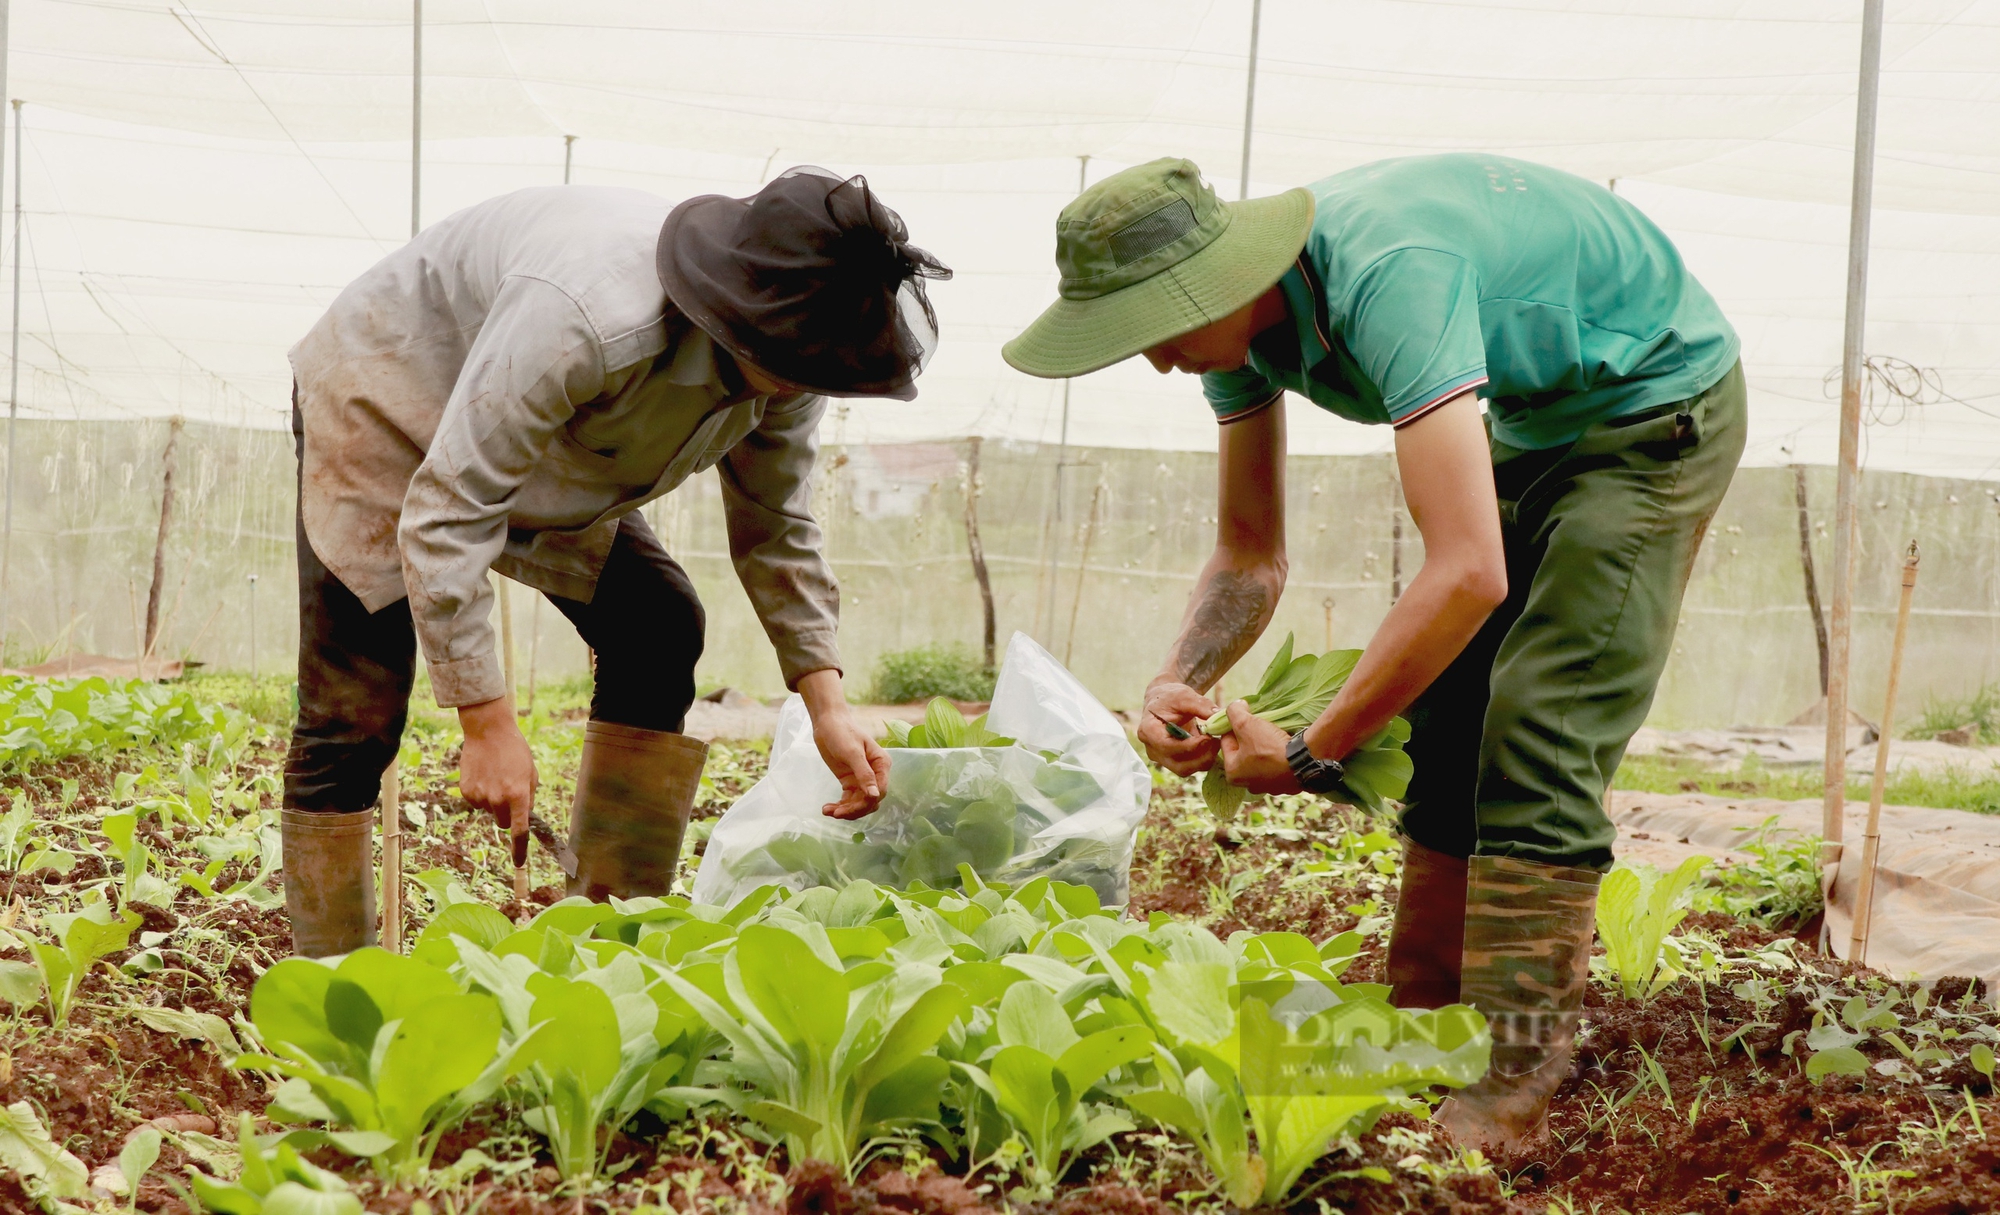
[1434,854,1601,1153]
[1385,836,1468,1009]
[281,808,378,958]
[566,722,709,901]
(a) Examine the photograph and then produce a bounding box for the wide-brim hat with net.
[1004,158,1313,378]
[658,168,950,401]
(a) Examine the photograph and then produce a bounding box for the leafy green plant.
[957,981,1151,1193]
[109,1127,161,1211]
[187,1114,364,1215]
[868,644,996,705]
[734,738,1117,899]
[661,921,966,1177]
[882,698,1014,749]
[234,949,519,1176]
[1594,856,1709,1000]
[0,675,248,770]
[6,901,142,1024]
[509,961,698,1180]
[101,812,177,908]
[1690,817,1824,929]
[1110,924,1490,1207]
[1197,634,1413,817]
[0,1099,88,1208]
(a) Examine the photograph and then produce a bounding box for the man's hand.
[1218,700,1302,795]
[458,696,537,834]
[797,669,892,821]
[1140,681,1222,775]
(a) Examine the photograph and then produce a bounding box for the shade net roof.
[8,0,2000,477]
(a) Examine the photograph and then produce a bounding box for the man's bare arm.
[1298,392,1506,760]
[1140,402,1287,773]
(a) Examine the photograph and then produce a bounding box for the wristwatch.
[1286,728,1346,796]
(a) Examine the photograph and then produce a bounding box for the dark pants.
[1398,363,1747,871]
[284,409,706,814]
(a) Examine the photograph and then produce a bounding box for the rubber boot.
[281,808,377,958]
[1434,854,1601,1153]
[566,722,708,901]
[1385,836,1468,1009]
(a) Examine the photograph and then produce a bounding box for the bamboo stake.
[1849,540,1919,967]
[143,417,183,655]
[524,595,541,716]
[1062,478,1105,668]
[380,759,403,952]
[495,573,528,900]
[498,574,517,700]
[127,581,145,681]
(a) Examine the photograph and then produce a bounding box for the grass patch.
[865,642,995,704]
[1614,753,2000,815]
[1910,679,2000,745]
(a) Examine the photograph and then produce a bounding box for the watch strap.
[1286,729,1347,795]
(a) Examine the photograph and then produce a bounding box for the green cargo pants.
[1398,362,1746,870]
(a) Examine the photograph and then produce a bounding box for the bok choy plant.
[956,980,1152,1193]
[6,901,141,1025]
[1594,856,1710,1001]
[234,949,523,1177]
[658,921,967,1177]
[1197,634,1413,818]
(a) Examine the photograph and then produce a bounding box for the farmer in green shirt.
[1005,154,1744,1150]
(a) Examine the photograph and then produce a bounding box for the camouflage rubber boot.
[1386,836,1469,1009]
[1434,854,1601,1152]
[565,722,709,901]
[281,807,378,958]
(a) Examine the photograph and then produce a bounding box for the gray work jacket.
[289,185,841,707]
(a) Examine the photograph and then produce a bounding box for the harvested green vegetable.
[882,697,1014,748]
[740,700,1121,900]
[1196,633,1413,818]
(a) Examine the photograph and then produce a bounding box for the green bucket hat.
[1003,157,1314,378]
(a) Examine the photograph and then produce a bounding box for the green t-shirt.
[1202,154,1740,451]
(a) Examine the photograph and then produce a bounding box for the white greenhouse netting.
[0,0,1993,475]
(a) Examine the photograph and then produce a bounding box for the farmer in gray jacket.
[283,169,947,956]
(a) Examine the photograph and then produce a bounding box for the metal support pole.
[1822,0,1885,873]
[247,573,258,679]
[0,6,10,656]
[410,0,422,238]
[1238,0,1262,200]
[563,134,575,185]
[0,100,20,661]
[1039,154,1090,641]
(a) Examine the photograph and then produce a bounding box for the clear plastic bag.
[690,632,1150,907]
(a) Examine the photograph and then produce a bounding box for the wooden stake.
[380,759,403,953]
[1062,478,1105,668]
[1849,539,1919,966]
[143,417,183,657]
[498,573,517,702]
[524,595,541,716]
[127,580,145,681]
[1793,465,1830,696]
[963,437,996,671]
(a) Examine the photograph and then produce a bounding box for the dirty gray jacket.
[289,185,841,708]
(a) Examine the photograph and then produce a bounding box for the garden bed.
[5,677,2000,1214]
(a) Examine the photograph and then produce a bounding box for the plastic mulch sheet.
[1610,790,2000,996]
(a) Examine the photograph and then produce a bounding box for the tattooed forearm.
[1168,568,1272,691]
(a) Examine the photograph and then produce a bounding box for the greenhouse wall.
[4,416,1996,728]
